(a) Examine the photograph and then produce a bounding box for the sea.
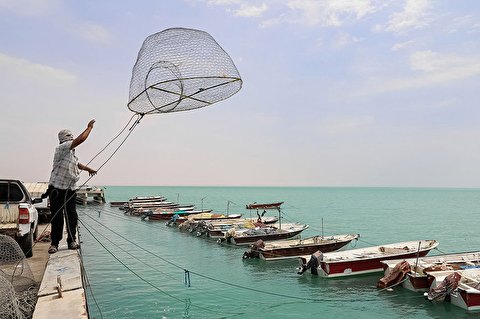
[78,186,480,319]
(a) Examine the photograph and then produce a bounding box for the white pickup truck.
[0,179,39,257]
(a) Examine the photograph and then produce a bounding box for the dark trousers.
[49,187,78,246]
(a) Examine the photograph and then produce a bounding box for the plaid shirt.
[49,141,80,190]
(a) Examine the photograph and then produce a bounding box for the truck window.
[0,182,24,202]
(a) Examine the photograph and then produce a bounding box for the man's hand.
[88,119,96,129]
[87,168,97,177]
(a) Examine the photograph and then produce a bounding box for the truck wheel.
[33,224,38,241]
[19,229,34,258]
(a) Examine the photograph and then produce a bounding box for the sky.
[1,0,479,187]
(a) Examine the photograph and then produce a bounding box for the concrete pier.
[76,185,106,205]
[32,224,88,319]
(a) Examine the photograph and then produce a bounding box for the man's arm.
[71,119,95,149]
[78,163,97,176]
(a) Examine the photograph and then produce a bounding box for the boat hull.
[452,288,480,311]
[259,235,358,261]
[297,240,439,278]
[246,202,283,210]
[231,227,307,245]
[320,250,432,278]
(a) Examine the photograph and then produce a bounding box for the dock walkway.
[76,185,106,205]
[32,225,87,318]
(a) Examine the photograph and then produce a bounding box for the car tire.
[33,224,38,241]
[19,229,34,258]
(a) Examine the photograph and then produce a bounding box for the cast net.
[0,235,37,319]
[128,27,242,115]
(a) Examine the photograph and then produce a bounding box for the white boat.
[426,268,480,311]
[297,240,439,278]
[379,251,480,291]
[243,234,360,261]
[224,223,309,246]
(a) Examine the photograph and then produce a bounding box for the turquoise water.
[79,186,480,319]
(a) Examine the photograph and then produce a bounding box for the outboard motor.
[297,250,323,276]
[425,272,462,302]
[141,210,153,221]
[165,213,179,226]
[242,239,265,259]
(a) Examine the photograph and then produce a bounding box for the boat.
[110,201,127,207]
[130,195,166,202]
[243,234,360,260]
[425,268,480,311]
[297,240,439,278]
[220,223,309,246]
[127,203,196,215]
[175,213,243,231]
[205,218,284,239]
[378,251,480,291]
[141,209,210,221]
[176,212,242,223]
[245,202,284,210]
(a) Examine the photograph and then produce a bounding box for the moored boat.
[425,268,480,311]
[246,201,284,210]
[176,213,243,232]
[110,201,127,207]
[243,234,360,260]
[142,209,211,221]
[221,223,309,245]
[131,195,166,202]
[128,204,196,215]
[379,251,480,291]
[297,240,439,278]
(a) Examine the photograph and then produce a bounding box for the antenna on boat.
[201,196,207,212]
[277,207,282,230]
[226,200,232,214]
[414,241,421,275]
[321,218,324,239]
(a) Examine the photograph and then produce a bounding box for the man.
[47,119,97,254]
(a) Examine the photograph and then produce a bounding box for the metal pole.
[322,218,324,239]
[414,241,421,276]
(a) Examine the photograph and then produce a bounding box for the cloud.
[385,0,432,34]
[409,50,467,72]
[333,31,363,48]
[0,52,77,85]
[75,21,112,44]
[286,0,377,27]
[234,3,267,17]
[206,0,240,5]
[356,51,480,95]
[204,0,378,27]
[391,40,414,51]
[444,14,480,34]
[0,0,61,16]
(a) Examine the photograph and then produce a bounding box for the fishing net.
[0,276,24,319]
[128,27,242,115]
[0,235,37,319]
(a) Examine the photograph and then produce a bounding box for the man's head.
[58,129,74,143]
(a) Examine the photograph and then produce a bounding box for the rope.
[78,218,233,317]
[85,114,137,167]
[80,211,381,303]
[184,270,191,287]
[77,229,104,319]
[19,114,143,261]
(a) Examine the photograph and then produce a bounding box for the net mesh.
[0,276,24,319]
[0,235,37,319]
[128,27,242,115]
